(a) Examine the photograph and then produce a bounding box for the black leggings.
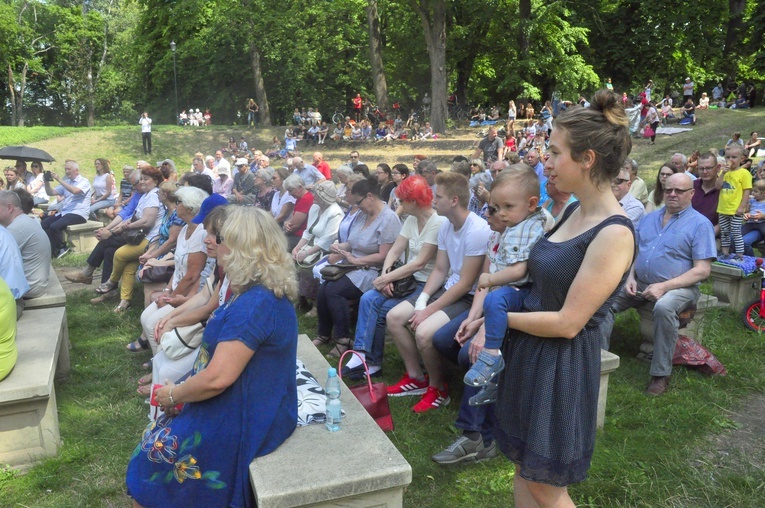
[650,121,660,142]
[87,236,127,283]
[316,275,363,339]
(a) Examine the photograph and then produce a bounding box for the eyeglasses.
[663,187,693,195]
[698,166,717,172]
[612,178,629,185]
[355,195,367,207]
[31,164,39,168]
[215,233,224,244]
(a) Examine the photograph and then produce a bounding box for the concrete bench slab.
[0,306,69,470]
[250,334,411,508]
[636,293,718,360]
[710,262,760,313]
[24,266,66,310]
[598,350,619,430]
[64,221,102,254]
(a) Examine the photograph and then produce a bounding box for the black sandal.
[312,336,331,347]
[126,337,150,352]
[327,337,352,358]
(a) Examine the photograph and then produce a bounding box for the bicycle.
[742,257,765,331]
[331,108,345,125]
[365,104,388,127]
[447,102,469,121]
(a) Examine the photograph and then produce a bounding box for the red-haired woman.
[341,176,446,379]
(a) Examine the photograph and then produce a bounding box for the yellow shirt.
[717,168,752,215]
[0,278,18,381]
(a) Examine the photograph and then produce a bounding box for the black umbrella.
[0,146,55,163]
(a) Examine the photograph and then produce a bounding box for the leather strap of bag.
[173,323,205,349]
[338,350,378,403]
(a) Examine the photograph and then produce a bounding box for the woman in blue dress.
[126,206,298,508]
[493,90,636,506]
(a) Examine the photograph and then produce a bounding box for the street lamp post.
[170,41,178,125]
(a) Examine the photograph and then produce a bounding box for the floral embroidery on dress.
[142,426,179,464]
[174,455,202,483]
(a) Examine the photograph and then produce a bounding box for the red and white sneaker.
[412,385,450,413]
[387,373,429,397]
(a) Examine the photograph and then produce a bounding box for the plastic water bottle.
[325,367,342,432]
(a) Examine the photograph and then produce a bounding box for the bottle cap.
[328,367,337,377]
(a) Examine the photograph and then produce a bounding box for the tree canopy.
[0,0,762,127]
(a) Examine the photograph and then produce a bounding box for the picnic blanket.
[655,126,693,136]
[469,120,499,127]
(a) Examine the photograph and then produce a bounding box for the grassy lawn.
[2,113,765,506]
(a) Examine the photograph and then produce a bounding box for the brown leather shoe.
[65,271,93,284]
[645,376,669,396]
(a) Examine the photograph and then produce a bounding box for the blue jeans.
[483,286,529,349]
[432,311,496,444]
[353,283,425,366]
[742,222,765,256]
[89,197,116,219]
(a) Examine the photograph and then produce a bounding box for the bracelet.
[162,288,171,293]
[168,387,176,406]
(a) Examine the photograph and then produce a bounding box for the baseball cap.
[235,158,248,166]
[191,194,228,224]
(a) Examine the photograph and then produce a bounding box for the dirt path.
[692,393,765,472]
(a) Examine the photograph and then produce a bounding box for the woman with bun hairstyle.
[486,90,635,505]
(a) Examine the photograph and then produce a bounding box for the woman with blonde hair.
[127,205,298,508]
[89,158,117,219]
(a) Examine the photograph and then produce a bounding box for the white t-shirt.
[438,212,491,293]
[400,213,446,282]
[171,224,208,291]
[271,190,296,220]
[133,188,165,240]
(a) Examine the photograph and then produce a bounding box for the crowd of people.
[1,83,762,506]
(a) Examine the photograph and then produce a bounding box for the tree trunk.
[8,64,17,126]
[249,42,271,126]
[722,0,747,77]
[87,62,95,127]
[366,0,389,111]
[413,0,447,133]
[518,0,531,54]
[9,63,29,127]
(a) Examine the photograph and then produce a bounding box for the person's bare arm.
[284,210,307,233]
[162,252,207,307]
[154,340,254,405]
[506,223,634,339]
[641,259,712,301]
[477,261,527,290]
[410,253,485,329]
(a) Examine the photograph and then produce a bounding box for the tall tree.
[366,0,389,111]
[5,1,54,126]
[410,0,447,133]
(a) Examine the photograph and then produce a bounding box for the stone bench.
[250,334,412,508]
[24,266,66,310]
[598,350,619,430]
[635,293,718,361]
[0,306,70,470]
[64,221,103,254]
[710,261,761,313]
